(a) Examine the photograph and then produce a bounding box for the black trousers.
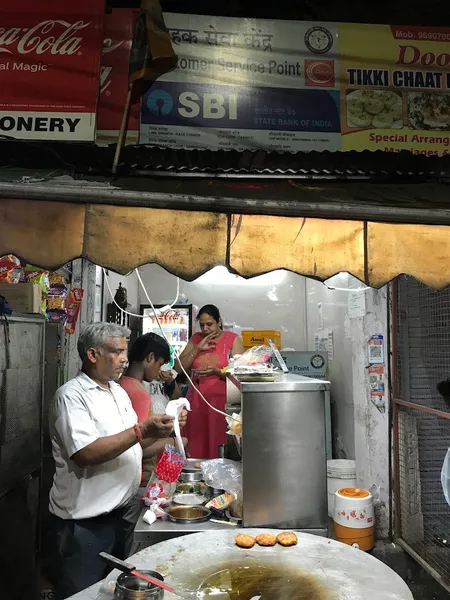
[47,508,136,600]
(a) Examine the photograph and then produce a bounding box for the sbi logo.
[147,90,174,116]
[147,88,237,120]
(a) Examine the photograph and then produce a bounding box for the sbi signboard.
[145,86,238,123]
[141,81,340,136]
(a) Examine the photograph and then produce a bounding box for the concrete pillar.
[351,287,390,538]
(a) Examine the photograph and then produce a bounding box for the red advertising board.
[0,0,104,141]
[96,9,140,144]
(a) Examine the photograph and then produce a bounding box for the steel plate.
[95,529,413,600]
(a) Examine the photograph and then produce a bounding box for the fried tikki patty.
[276,531,298,547]
[255,533,277,546]
[235,534,256,548]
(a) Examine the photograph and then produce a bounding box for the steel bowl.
[114,571,164,600]
[166,504,211,524]
[178,470,203,483]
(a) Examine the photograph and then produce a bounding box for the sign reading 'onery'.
[0,0,104,141]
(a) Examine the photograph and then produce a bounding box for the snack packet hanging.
[24,265,49,316]
[0,255,21,284]
[144,444,184,506]
[49,271,65,286]
[65,288,84,334]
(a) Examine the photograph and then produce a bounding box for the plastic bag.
[201,458,242,500]
[226,412,242,437]
[144,444,184,506]
[232,345,277,374]
[165,398,190,459]
[441,447,450,505]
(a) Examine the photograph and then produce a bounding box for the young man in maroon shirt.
[120,332,188,554]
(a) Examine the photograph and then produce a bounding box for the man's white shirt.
[49,372,142,520]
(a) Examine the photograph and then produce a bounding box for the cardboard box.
[0,283,42,314]
[242,330,282,349]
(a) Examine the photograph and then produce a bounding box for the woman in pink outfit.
[179,304,244,458]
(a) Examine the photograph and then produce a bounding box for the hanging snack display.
[65,288,84,334]
[0,255,22,284]
[23,265,49,316]
[47,273,69,324]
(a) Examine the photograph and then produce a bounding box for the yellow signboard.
[340,23,450,156]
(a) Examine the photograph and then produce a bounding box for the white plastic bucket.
[327,459,357,517]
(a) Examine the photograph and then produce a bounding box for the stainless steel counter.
[226,372,330,532]
[134,509,231,541]
[227,371,331,393]
[134,508,326,543]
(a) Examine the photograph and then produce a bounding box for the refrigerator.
[140,304,193,354]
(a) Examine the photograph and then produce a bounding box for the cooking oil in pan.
[195,563,331,600]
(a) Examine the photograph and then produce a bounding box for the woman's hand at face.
[196,332,218,352]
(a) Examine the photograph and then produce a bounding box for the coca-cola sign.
[102,38,125,55]
[0,0,104,141]
[96,9,139,144]
[0,20,90,55]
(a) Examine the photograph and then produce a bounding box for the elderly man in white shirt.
[47,322,182,599]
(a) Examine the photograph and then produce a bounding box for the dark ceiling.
[107,0,450,27]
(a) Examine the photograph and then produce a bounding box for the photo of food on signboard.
[408,92,450,131]
[346,89,403,130]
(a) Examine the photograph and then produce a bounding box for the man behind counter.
[47,323,182,599]
[120,333,188,554]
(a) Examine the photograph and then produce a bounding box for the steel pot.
[114,571,164,599]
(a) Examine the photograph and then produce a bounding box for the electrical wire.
[103,267,233,420]
[103,267,180,318]
[135,269,234,421]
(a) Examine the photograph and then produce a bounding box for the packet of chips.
[144,444,184,505]
[23,265,49,316]
[65,288,84,334]
[49,272,65,286]
[0,255,21,283]
[47,285,68,311]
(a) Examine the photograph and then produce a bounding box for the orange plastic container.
[333,487,375,551]
[242,330,281,349]
[334,522,375,552]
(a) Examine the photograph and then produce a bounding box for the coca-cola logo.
[0,20,90,55]
[102,38,124,55]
